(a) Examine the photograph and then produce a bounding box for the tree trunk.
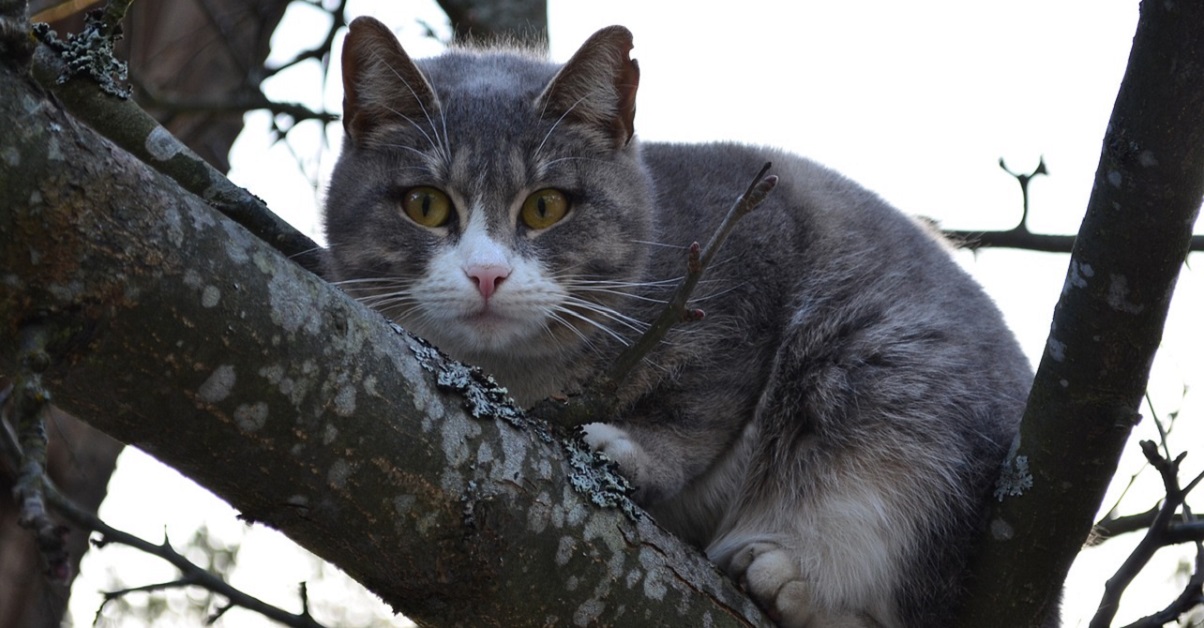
[0,58,768,626]
[957,2,1204,625]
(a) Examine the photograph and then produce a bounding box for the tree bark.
[5,4,290,627]
[957,2,1204,625]
[0,60,768,627]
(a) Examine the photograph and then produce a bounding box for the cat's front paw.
[581,422,648,492]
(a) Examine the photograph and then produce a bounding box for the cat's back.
[639,141,1016,330]
[637,139,1031,439]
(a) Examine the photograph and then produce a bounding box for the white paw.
[581,423,645,486]
[728,542,816,628]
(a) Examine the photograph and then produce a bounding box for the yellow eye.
[402,186,452,227]
[520,189,569,230]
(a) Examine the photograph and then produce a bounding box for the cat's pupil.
[536,198,548,218]
[420,195,432,217]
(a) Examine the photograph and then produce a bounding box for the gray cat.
[324,16,1036,628]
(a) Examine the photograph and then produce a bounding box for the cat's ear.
[537,25,640,148]
[341,16,440,146]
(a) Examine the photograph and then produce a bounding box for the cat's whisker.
[380,106,446,162]
[560,296,649,335]
[551,305,633,347]
[533,95,588,160]
[372,50,449,161]
[629,239,692,250]
[574,288,668,305]
[540,156,615,169]
[541,309,599,355]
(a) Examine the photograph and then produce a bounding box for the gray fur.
[325,17,1036,627]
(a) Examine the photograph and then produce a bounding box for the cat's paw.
[581,423,647,489]
[727,541,824,628]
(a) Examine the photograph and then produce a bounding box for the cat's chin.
[416,312,553,361]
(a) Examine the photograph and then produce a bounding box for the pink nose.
[465,264,511,300]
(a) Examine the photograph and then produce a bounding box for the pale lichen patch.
[1065,260,1094,292]
[556,535,577,566]
[198,365,236,404]
[333,383,357,417]
[222,221,251,263]
[201,285,221,308]
[527,492,552,534]
[637,547,668,600]
[183,269,203,288]
[1047,338,1066,362]
[322,423,338,445]
[234,402,268,431]
[145,126,184,162]
[267,271,313,334]
[573,599,605,627]
[990,518,1015,541]
[1107,274,1145,314]
[1107,170,1122,187]
[393,494,416,516]
[327,459,352,489]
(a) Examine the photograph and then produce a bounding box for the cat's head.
[324,17,653,380]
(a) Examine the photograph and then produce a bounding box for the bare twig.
[607,162,777,383]
[941,156,1204,253]
[1091,441,1203,628]
[264,0,349,77]
[1119,541,1204,628]
[1092,507,1204,546]
[43,482,327,628]
[530,164,777,429]
[134,82,339,126]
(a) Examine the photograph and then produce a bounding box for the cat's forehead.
[417,51,557,100]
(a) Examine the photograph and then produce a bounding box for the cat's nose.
[465,264,511,300]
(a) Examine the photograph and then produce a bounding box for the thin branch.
[1091,441,1202,628]
[264,0,349,77]
[134,82,339,125]
[1092,507,1204,546]
[1118,542,1203,628]
[42,482,327,628]
[30,40,326,275]
[607,162,777,383]
[998,156,1048,233]
[942,156,1204,253]
[531,164,777,429]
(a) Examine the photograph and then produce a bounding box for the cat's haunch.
[324,16,1044,628]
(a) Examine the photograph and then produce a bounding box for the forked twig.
[1091,440,1204,628]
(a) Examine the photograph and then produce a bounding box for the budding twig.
[606,162,776,383]
[532,163,777,429]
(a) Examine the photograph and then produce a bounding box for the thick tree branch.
[28,38,324,275]
[957,3,1204,625]
[0,60,770,626]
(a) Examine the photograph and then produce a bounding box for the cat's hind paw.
[727,541,815,627]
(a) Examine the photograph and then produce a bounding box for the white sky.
[70,1,1204,626]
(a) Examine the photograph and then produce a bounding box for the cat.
[323,16,1037,628]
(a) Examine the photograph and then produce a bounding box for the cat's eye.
[520,189,569,230]
[401,186,453,228]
